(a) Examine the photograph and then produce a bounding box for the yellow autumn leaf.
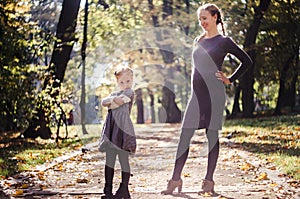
[183,173,191,177]
[21,183,29,189]
[240,162,254,171]
[199,191,212,197]
[55,165,64,171]
[269,182,277,187]
[15,189,23,195]
[39,184,47,189]
[244,178,251,183]
[84,169,92,173]
[257,172,268,180]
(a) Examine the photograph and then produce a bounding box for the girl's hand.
[113,96,125,106]
[216,70,231,85]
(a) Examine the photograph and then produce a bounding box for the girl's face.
[117,72,133,90]
[198,9,217,32]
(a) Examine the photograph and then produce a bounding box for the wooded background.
[0,0,299,139]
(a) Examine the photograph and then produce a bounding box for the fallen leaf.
[200,191,212,197]
[257,172,268,181]
[267,165,276,170]
[269,182,277,187]
[38,175,45,180]
[54,165,64,171]
[240,162,254,171]
[21,183,29,189]
[14,189,23,196]
[76,178,89,183]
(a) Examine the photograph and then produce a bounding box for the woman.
[161,3,253,194]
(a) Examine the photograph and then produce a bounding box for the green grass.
[1,116,299,181]
[223,114,300,180]
[0,124,100,179]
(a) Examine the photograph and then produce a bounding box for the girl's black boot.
[101,183,113,199]
[102,165,114,199]
[113,183,130,199]
[114,171,130,199]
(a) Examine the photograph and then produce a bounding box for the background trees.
[0,0,299,138]
[0,0,38,132]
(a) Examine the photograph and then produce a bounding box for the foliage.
[0,0,299,136]
[252,0,299,111]
[0,0,38,131]
[255,0,300,84]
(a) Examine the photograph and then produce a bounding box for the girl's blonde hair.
[197,3,226,36]
[114,66,133,79]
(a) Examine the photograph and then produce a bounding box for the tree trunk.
[274,51,298,115]
[231,83,242,117]
[49,0,81,89]
[162,85,181,123]
[136,88,144,124]
[228,55,242,117]
[160,0,181,123]
[183,0,190,35]
[98,0,109,9]
[147,0,158,27]
[24,0,81,139]
[80,0,89,134]
[240,0,270,118]
[148,88,156,123]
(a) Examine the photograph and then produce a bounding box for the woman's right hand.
[215,70,231,85]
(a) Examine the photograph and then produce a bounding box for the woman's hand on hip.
[216,70,231,85]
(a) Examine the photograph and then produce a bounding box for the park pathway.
[1,123,299,199]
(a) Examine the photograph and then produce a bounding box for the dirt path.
[1,124,299,199]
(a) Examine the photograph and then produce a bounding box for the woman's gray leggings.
[171,128,220,181]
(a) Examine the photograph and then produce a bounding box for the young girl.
[99,66,136,199]
[162,3,252,195]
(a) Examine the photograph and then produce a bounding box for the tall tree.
[239,0,271,117]
[80,0,89,134]
[156,0,181,123]
[29,0,62,66]
[135,88,144,124]
[272,0,300,114]
[0,0,37,132]
[24,0,81,138]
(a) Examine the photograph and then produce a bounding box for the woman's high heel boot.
[198,179,215,194]
[161,178,183,195]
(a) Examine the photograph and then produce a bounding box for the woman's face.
[117,72,133,90]
[198,9,217,32]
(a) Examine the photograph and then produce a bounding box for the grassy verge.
[1,115,299,181]
[0,125,100,179]
[223,114,300,180]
